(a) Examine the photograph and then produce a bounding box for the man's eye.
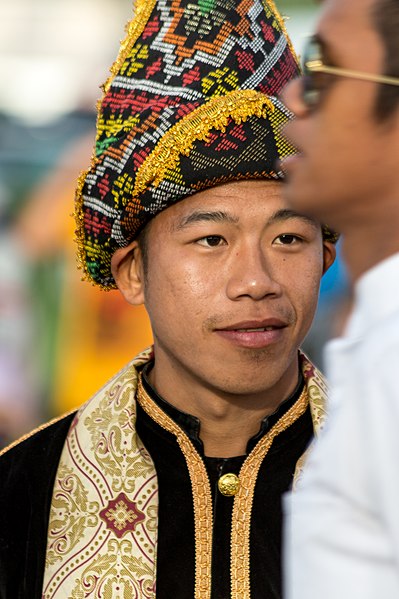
[274,234,302,245]
[196,235,226,247]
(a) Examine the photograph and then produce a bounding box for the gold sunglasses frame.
[305,58,399,88]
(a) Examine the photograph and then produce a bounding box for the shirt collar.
[140,358,304,456]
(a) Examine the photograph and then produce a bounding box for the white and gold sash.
[42,348,327,598]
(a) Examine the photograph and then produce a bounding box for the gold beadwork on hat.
[218,473,240,496]
[76,0,304,289]
[132,89,275,198]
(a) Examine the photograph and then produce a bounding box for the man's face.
[281,0,399,234]
[116,180,334,401]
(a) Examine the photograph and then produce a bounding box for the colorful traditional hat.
[75,0,305,289]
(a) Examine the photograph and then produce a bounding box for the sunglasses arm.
[306,60,399,87]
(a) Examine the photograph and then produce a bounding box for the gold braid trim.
[137,372,308,598]
[230,385,308,598]
[136,374,213,599]
[131,89,275,197]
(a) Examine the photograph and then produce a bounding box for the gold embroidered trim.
[230,386,309,598]
[131,89,275,198]
[136,375,213,599]
[137,371,308,598]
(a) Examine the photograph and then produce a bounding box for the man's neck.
[147,357,300,458]
[332,178,399,283]
[342,211,399,284]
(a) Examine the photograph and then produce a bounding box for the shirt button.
[218,473,240,496]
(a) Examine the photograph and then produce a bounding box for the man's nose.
[280,77,309,119]
[226,245,282,301]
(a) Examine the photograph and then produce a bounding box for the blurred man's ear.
[322,241,336,275]
[111,241,145,306]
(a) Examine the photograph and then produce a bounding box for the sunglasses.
[301,36,399,109]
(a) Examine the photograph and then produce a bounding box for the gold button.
[218,473,240,497]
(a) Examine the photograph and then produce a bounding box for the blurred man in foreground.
[281,0,399,597]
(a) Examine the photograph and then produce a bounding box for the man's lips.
[214,319,288,349]
[216,319,287,331]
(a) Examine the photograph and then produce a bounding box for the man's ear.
[322,241,336,275]
[111,240,145,305]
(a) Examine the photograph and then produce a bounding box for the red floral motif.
[261,21,275,43]
[99,492,145,538]
[98,173,110,200]
[133,149,151,169]
[182,65,201,87]
[146,56,163,78]
[235,50,255,72]
[143,15,160,39]
[84,210,112,237]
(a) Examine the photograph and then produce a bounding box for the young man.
[0,0,336,597]
[281,0,399,597]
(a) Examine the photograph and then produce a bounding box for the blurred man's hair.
[373,0,399,120]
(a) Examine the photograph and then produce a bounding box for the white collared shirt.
[284,252,399,599]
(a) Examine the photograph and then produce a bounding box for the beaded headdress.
[75,0,307,289]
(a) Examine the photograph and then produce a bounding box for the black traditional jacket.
[0,348,327,599]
